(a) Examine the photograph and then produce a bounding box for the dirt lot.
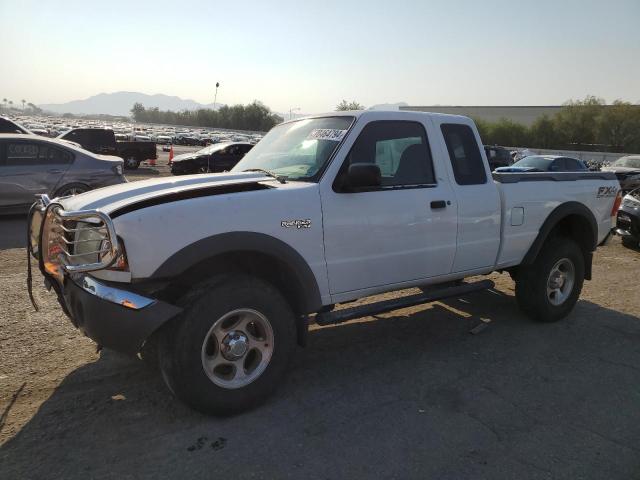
[1,164,639,479]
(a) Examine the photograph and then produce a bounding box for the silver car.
[0,134,126,214]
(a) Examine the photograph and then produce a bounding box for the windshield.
[613,157,640,169]
[232,116,354,181]
[512,156,553,170]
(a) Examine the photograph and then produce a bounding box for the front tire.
[158,274,297,415]
[621,235,639,249]
[515,237,585,322]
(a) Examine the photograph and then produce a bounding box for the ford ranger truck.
[27,111,621,415]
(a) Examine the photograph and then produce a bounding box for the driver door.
[320,120,458,296]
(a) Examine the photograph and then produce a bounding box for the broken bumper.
[60,274,182,355]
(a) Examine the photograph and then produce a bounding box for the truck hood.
[57,171,273,214]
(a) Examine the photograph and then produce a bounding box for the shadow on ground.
[1,289,640,479]
[0,215,27,250]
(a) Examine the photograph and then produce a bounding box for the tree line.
[130,101,283,132]
[475,96,640,152]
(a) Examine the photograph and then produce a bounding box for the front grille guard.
[36,194,121,273]
[52,208,120,273]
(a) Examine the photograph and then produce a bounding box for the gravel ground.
[1,164,639,479]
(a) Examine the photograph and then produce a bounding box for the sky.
[0,0,639,113]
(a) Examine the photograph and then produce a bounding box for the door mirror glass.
[347,163,381,189]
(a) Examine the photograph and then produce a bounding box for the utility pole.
[213,82,220,110]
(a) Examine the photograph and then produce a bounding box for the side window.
[6,142,39,166]
[40,145,73,164]
[0,119,22,134]
[440,124,487,185]
[6,142,72,166]
[550,159,563,171]
[564,158,582,171]
[342,121,435,187]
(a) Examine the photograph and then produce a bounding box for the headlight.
[74,221,108,265]
[114,164,123,175]
[623,195,640,208]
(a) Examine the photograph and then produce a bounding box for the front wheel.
[158,274,297,415]
[515,237,585,322]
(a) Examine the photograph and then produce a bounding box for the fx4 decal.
[596,186,618,198]
[281,219,312,229]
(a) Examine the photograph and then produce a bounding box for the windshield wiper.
[243,168,288,184]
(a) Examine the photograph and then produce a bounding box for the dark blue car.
[495,155,588,173]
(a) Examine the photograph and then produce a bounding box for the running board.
[315,280,495,326]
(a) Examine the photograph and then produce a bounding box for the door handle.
[47,169,63,174]
[430,200,447,209]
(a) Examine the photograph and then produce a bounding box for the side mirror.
[346,163,381,189]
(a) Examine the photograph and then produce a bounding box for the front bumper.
[61,274,182,355]
[169,161,194,174]
[28,195,182,354]
[616,205,640,240]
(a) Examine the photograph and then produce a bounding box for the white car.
[28,110,621,414]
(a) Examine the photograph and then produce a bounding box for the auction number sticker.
[307,129,347,142]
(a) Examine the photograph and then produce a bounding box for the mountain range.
[39,91,221,116]
[38,91,410,118]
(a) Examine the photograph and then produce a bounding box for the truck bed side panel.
[495,176,618,268]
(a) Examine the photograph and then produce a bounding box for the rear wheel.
[158,274,297,415]
[54,183,90,198]
[123,154,140,170]
[515,237,584,322]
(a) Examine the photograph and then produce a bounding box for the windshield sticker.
[306,129,347,142]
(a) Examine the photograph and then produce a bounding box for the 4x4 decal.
[281,219,311,229]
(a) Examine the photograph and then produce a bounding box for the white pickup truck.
[28,111,621,414]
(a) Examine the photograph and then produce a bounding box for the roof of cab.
[281,109,473,125]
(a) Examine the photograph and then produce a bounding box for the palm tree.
[8,100,13,110]
[21,99,26,110]
[2,98,6,112]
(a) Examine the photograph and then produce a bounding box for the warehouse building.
[399,106,564,126]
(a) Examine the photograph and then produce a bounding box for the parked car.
[156,135,173,145]
[601,156,640,193]
[28,111,620,414]
[58,128,157,170]
[616,187,640,249]
[170,142,253,175]
[484,145,513,170]
[0,116,31,134]
[495,155,588,173]
[0,134,125,214]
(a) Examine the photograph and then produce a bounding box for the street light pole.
[289,107,301,120]
[213,82,220,110]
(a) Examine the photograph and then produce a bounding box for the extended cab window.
[441,124,486,185]
[340,121,435,188]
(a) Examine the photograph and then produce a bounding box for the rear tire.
[54,183,90,197]
[515,237,585,322]
[158,274,297,415]
[123,154,140,170]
